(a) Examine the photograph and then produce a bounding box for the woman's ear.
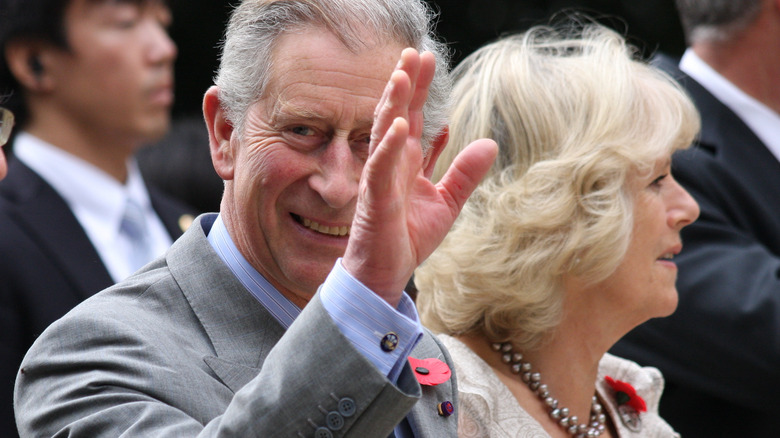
[203,86,235,181]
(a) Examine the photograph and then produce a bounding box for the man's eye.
[357,135,371,145]
[115,18,139,29]
[291,126,315,136]
[110,5,142,29]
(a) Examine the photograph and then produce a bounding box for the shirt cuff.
[320,258,423,383]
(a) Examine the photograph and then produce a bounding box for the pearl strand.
[491,342,607,437]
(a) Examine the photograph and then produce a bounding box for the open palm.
[343,49,497,306]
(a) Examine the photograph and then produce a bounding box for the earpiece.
[29,56,43,77]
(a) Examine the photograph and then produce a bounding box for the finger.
[436,138,498,214]
[398,48,422,110]
[372,49,420,138]
[408,51,435,113]
[364,117,411,200]
[370,69,411,155]
[405,51,433,141]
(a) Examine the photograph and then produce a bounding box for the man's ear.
[4,41,55,91]
[422,126,449,180]
[203,86,235,181]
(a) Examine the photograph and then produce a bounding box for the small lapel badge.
[178,214,195,232]
[437,400,454,417]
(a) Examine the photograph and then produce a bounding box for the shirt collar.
[206,214,302,329]
[13,132,153,230]
[680,49,780,159]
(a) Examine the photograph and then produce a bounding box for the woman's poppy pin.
[605,376,647,412]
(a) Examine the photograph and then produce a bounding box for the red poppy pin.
[605,376,647,412]
[408,357,451,386]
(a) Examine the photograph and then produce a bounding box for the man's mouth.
[293,214,350,236]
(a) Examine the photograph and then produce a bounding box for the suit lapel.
[202,356,264,394]
[693,86,780,206]
[148,186,194,238]
[0,159,114,300]
[166,214,286,392]
[655,54,780,205]
[405,331,459,437]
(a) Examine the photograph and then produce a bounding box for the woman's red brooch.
[605,376,647,412]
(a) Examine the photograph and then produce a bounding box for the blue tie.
[120,198,153,273]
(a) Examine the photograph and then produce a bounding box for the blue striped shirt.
[206,214,423,383]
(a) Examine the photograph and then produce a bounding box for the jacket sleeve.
[14,293,421,437]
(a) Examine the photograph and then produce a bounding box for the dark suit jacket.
[611,54,780,437]
[0,156,194,437]
[15,214,458,437]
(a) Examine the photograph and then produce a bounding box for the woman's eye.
[650,174,668,187]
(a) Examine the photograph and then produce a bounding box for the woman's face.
[593,155,700,325]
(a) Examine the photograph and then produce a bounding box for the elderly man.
[14,0,497,437]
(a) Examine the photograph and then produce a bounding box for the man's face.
[223,27,405,306]
[48,0,176,146]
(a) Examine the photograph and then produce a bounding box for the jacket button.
[326,411,344,430]
[338,397,356,417]
[314,427,333,438]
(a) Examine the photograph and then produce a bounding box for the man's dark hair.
[0,0,164,138]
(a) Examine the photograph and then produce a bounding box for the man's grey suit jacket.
[15,214,458,437]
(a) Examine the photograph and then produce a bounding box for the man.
[612,0,780,436]
[14,0,497,436]
[0,0,194,435]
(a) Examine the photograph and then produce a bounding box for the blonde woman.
[416,23,700,437]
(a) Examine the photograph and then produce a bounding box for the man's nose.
[309,139,360,209]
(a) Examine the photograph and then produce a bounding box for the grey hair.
[215,0,451,152]
[675,0,765,43]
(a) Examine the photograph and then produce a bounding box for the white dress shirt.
[680,48,780,162]
[13,132,173,281]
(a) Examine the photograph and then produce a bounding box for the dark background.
[167,0,685,118]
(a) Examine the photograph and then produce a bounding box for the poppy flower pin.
[408,356,451,386]
[605,376,647,412]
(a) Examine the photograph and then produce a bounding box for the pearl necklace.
[491,342,607,437]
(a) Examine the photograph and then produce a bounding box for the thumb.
[436,139,498,214]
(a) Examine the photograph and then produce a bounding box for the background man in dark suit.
[0,0,194,435]
[612,0,780,436]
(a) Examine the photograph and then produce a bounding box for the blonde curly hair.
[415,23,700,351]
